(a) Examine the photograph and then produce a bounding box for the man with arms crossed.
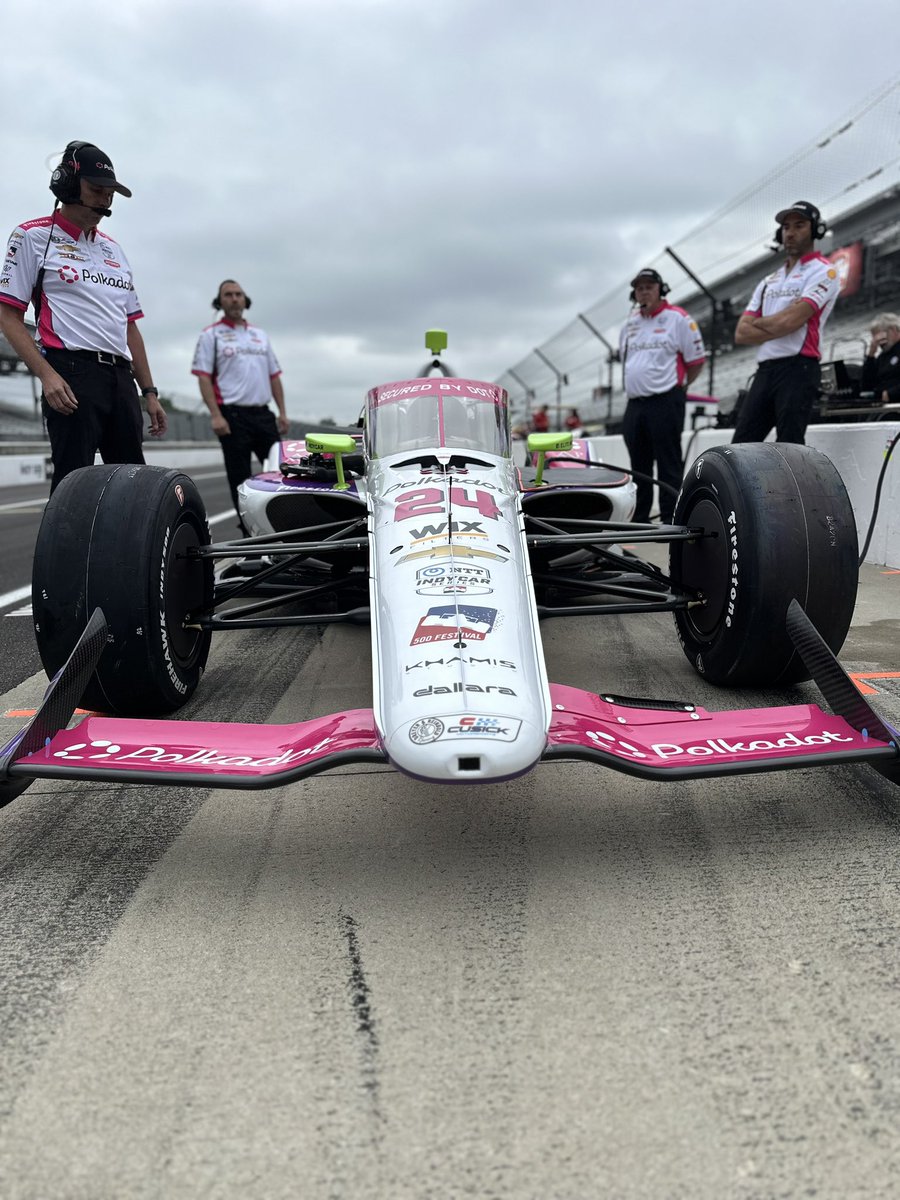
[732,201,840,443]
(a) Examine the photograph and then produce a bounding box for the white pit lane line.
[2,506,237,617]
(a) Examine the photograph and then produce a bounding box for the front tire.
[32,465,213,715]
[670,443,858,686]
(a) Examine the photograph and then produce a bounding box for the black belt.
[46,347,131,368]
[757,354,816,369]
[628,387,683,401]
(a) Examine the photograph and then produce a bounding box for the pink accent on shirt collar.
[54,213,91,241]
[639,301,668,318]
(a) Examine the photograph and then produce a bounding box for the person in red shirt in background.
[531,404,550,433]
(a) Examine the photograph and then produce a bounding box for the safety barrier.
[0,443,223,488]
[580,422,900,570]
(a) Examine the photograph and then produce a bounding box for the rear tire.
[32,465,213,715]
[670,443,858,686]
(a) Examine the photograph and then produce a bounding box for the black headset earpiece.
[775,209,827,245]
[629,278,670,303]
[213,285,252,310]
[49,140,92,205]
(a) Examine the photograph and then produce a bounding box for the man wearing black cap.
[0,140,166,491]
[619,268,706,523]
[732,201,839,443]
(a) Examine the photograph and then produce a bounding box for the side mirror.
[526,431,573,486]
[305,432,357,490]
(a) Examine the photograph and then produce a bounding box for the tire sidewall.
[671,444,857,686]
[33,465,212,714]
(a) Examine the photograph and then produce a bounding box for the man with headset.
[0,140,166,492]
[191,280,288,529]
[619,268,706,524]
[732,201,840,443]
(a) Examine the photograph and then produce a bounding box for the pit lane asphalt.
[0,505,898,1196]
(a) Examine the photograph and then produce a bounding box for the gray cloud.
[3,0,898,421]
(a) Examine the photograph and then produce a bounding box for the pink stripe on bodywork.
[368,379,508,408]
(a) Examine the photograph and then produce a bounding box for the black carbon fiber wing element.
[0,607,108,804]
[786,598,899,781]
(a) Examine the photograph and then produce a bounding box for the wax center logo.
[410,604,498,646]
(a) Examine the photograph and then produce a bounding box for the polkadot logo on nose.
[58,266,78,283]
[52,739,122,760]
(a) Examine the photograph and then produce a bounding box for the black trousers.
[219,404,280,516]
[732,355,820,444]
[42,348,144,494]
[622,386,686,523]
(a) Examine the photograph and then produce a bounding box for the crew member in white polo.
[619,268,706,523]
[732,201,840,443]
[192,279,288,529]
[0,140,166,491]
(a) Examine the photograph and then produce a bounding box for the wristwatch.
[141,387,159,397]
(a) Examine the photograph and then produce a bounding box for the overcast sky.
[5,0,900,423]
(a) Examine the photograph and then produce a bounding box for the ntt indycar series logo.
[415,564,492,596]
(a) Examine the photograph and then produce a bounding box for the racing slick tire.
[32,464,214,715]
[670,443,858,687]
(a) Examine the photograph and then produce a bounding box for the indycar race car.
[2,331,898,803]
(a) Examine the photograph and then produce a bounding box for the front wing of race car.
[2,604,897,801]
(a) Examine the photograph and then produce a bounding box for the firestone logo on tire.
[58,266,78,283]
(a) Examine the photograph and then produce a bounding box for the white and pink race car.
[2,332,897,804]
